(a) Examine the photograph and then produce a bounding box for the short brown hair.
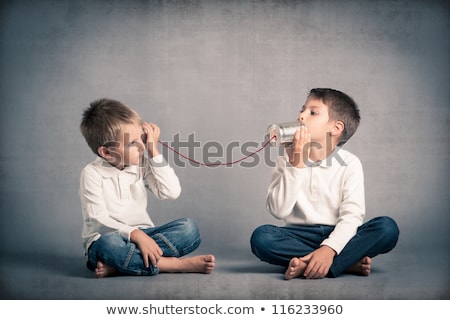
[308,88,361,146]
[80,98,142,155]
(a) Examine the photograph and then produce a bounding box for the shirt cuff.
[149,154,164,164]
[119,226,138,242]
[320,239,344,255]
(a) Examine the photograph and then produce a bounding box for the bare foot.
[95,261,119,278]
[284,257,307,280]
[159,254,215,274]
[183,254,215,274]
[346,256,371,276]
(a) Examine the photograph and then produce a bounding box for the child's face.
[107,122,145,169]
[297,97,336,145]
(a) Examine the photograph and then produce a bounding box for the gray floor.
[1,248,448,300]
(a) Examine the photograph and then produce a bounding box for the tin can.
[266,121,305,146]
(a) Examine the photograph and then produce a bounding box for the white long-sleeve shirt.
[79,154,181,254]
[266,148,365,254]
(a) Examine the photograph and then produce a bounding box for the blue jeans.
[250,216,399,277]
[87,218,201,276]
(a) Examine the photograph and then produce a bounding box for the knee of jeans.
[179,218,200,239]
[250,225,275,255]
[89,233,124,257]
[380,216,400,245]
[97,233,125,249]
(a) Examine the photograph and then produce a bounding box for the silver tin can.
[266,121,305,146]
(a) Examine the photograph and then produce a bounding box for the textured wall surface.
[0,0,448,260]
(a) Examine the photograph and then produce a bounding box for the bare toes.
[95,261,118,278]
[284,257,306,280]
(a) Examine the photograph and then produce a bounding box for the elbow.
[270,210,289,220]
[163,184,181,200]
[266,202,289,219]
[170,186,181,199]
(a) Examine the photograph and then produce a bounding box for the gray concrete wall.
[1,0,448,259]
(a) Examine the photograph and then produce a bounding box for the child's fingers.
[298,125,310,144]
[303,261,318,279]
[299,253,312,262]
[291,129,302,152]
[144,122,159,133]
[150,254,157,268]
[143,255,150,269]
[151,123,160,137]
[142,122,152,135]
[143,122,161,141]
[292,127,310,150]
[147,251,159,268]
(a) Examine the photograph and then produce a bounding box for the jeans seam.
[154,233,180,257]
[182,237,201,256]
[123,243,135,269]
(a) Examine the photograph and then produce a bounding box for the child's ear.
[331,120,344,137]
[98,146,110,159]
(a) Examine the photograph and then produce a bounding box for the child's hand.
[142,122,161,158]
[286,126,311,168]
[130,229,163,268]
[299,246,336,279]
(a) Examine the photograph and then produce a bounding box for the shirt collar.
[92,157,140,178]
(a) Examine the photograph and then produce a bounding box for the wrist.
[130,229,144,242]
[146,142,160,158]
[288,157,306,168]
[149,149,160,158]
[321,245,337,256]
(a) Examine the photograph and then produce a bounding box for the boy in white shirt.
[250,88,399,279]
[79,98,215,278]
